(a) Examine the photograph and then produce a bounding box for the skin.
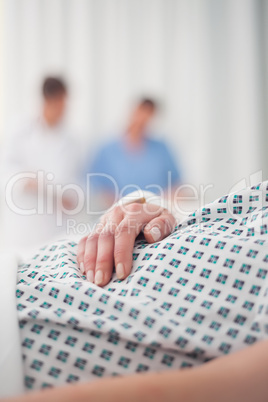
[42,94,67,127]
[126,103,155,148]
[5,339,268,402]
[77,202,176,286]
[3,204,268,401]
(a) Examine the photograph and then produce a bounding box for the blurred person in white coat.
[2,77,80,254]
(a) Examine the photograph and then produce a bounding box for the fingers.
[113,217,140,280]
[77,202,176,286]
[82,206,124,286]
[143,210,176,243]
[93,227,114,286]
[84,229,101,281]
[113,203,163,280]
[93,212,122,286]
[77,217,108,277]
[77,236,87,274]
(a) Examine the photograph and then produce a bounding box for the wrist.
[117,190,168,210]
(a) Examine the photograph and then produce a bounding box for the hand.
[61,195,75,211]
[77,202,176,286]
[23,178,38,193]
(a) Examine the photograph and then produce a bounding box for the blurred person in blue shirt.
[87,98,181,205]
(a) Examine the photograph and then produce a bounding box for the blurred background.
[0,0,268,253]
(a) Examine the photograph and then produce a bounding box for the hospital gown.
[16,181,268,390]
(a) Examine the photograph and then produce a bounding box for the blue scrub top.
[87,137,181,196]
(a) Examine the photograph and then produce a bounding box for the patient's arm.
[6,339,268,402]
[77,201,176,286]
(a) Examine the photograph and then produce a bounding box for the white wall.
[2,0,268,201]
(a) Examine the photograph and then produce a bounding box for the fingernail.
[116,263,125,280]
[80,262,85,274]
[150,226,161,241]
[87,270,94,283]
[95,270,104,286]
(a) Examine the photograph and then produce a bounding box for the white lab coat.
[1,116,81,254]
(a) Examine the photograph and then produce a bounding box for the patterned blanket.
[15,182,268,390]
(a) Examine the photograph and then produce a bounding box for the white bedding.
[0,252,24,397]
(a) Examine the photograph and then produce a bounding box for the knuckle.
[160,215,175,231]
[162,208,169,214]
[100,215,107,225]
[76,252,84,263]
[159,216,170,229]
[105,220,118,234]
[166,212,176,224]
[114,246,125,261]
[84,254,96,266]
[95,257,110,268]
[87,231,99,241]
[112,205,122,216]
[126,202,142,214]
[158,215,169,225]
[78,235,87,246]
[99,228,114,239]
[95,222,105,233]
[116,218,142,238]
[115,222,130,236]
